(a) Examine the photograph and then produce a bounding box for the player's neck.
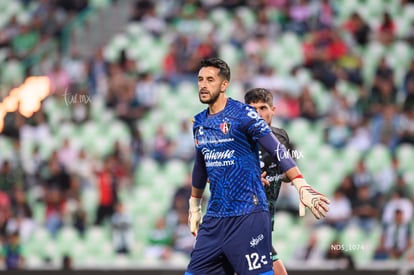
[208,95,228,115]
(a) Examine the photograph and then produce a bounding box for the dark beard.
[199,91,220,105]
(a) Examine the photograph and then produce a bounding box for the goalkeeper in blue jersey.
[186,58,330,275]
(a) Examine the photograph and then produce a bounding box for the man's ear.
[221,80,229,92]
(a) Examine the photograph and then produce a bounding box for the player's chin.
[199,95,212,104]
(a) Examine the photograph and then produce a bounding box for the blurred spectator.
[44,188,65,238]
[352,86,371,121]
[23,145,45,190]
[374,155,400,197]
[167,172,193,228]
[399,108,414,145]
[244,33,269,63]
[61,254,73,270]
[57,138,78,173]
[0,231,25,270]
[370,104,400,151]
[342,12,371,47]
[86,47,108,97]
[6,188,35,242]
[294,231,324,261]
[69,197,87,237]
[194,31,219,61]
[137,1,166,37]
[249,65,285,93]
[387,174,413,202]
[351,159,373,188]
[376,12,396,45]
[171,120,195,163]
[337,54,364,87]
[62,47,87,88]
[111,202,133,254]
[48,61,70,95]
[70,148,95,189]
[145,216,173,261]
[382,190,413,225]
[172,211,195,256]
[228,13,251,49]
[273,90,301,122]
[316,0,336,29]
[94,156,118,225]
[151,125,173,165]
[162,42,180,86]
[255,9,279,38]
[106,64,147,134]
[130,127,144,171]
[286,0,313,36]
[0,16,19,48]
[303,29,347,88]
[0,161,23,197]
[41,152,71,196]
[337,174,358,205]
[404,79,414,112]
[11,24,40,59]
[135,72,159,111]
[377,209,412,259]
[347,118,372,152]
[274,184,299,217]
[369,80,397,117]
[69,89,91,124]
[298,86,319,122]
[111,141,133,189]
[325,239,355,270]
[351,185,379,232]
[19,111,51,151]
[323,187,352,231]
[130,0,155,21]
[407,21,414,46]
[325,111,351,149]
[403,59,414,97]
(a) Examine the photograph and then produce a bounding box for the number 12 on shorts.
[244,252,269,270]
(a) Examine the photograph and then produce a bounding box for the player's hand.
[188,196,202,236]
[292,177,330,219]
[261,171,270,186]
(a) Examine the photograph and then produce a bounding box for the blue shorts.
[185,210,273,275]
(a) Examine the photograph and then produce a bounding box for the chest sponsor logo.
[201,148,235,167]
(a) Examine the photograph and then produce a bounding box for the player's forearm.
[191,187,204,198]
[258,133,296,172]
[192,150,208,189]
[285,166,303,182]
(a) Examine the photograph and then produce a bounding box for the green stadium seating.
[314,225,337,251]
[395,144,414,172]
[56,226,81,256]
[364,144,392,174]
[1,59,25,87]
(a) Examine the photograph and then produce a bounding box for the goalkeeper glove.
[188,196,202,236]
[292,175,330,219]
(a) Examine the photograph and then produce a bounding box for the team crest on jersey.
[220,122,231,134]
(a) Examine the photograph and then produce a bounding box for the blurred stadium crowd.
[0,0,414,271]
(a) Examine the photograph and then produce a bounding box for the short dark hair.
[244,88,273,107]
[199,58,231,81]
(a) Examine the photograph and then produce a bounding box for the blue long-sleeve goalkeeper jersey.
[192,98,271,217]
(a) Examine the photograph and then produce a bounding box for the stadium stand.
[0,0,414,273]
